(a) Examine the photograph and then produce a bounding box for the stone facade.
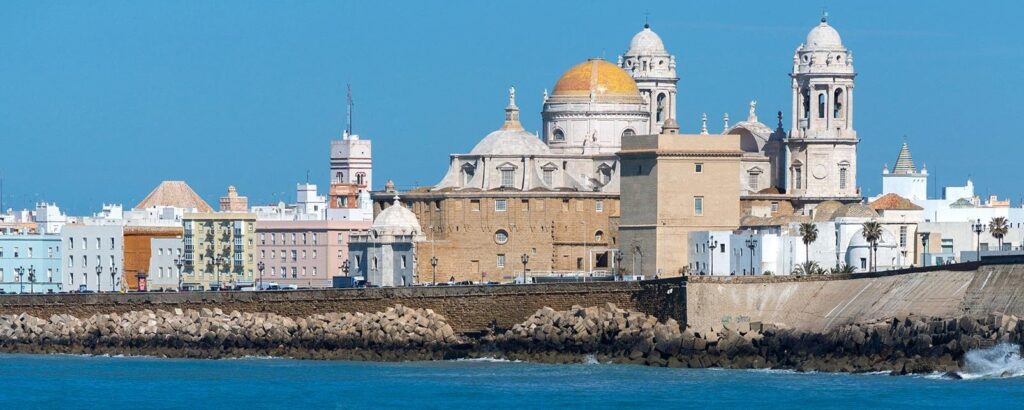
[618,133,743,278]
[372,192,618,284]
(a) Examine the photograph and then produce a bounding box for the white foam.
[959,343,1024,379]
[453,357,522,363]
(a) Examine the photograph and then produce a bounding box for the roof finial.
[392,194,401,205]
[776,110,784,129]
[748,100,758,122]
[821,10,828,23]
[644,10,650,29]
[502,86,523,130]
[700,113,708,135]
[723,113,730,131]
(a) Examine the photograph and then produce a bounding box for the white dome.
[469,129,551,156]
[627,25,668,56]
[848,228,896,248]
[372,198,422,236]
[805,20,843,49]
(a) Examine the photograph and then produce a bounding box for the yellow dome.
[552,59,639,97]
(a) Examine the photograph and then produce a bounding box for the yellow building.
[182,212,257,290]
[618,123,743,278]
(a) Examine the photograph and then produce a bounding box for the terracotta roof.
[135,181,213,212]
[831,203,880,219]
[869,193,923,211]
[812,200,844,221]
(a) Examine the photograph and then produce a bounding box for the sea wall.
[0,280,685,334]
[684,262,1024,333]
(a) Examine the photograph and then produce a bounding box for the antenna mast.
[346,83,354,135]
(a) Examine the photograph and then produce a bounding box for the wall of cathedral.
[373,194,619,283]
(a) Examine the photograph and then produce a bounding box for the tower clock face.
[812,163,828,180]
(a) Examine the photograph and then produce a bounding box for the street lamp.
[520,253,529,284]
[430,256,438,285]
[27,266,36,294]
[745,235,758,276]
[14,266,23,294]
[258,262,266,291]
[174,258,184,291]
[920,232,930,267]
[971,219,985,262]
[110,266,118,293]
[615,251,624,280]
[706,236,719,276]
[95,265,102,292]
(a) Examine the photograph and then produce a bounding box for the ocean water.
[0,348,1022,409]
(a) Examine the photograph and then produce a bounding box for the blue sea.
[0,350,1022,409]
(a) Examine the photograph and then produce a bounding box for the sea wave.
[958,343,1024,379]
[453,357,522,363]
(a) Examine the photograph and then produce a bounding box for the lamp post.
[615,251,624,280]
[174,258,184,291]
[745,235,758,276]
[27,266,36,294]
[971,219,985,262]
[95,265,102,292]
[520,253,529,284]
[920,232,930,267]
[430,256,438,285]
[707,236,719,276]
[14,266,23,294]
[257,261,265,291]
[110,266,118,293]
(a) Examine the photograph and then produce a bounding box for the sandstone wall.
[685,262,1024,333]
[0,280,684,334]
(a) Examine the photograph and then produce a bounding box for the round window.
[495,229,509,244]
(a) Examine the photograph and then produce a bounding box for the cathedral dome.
[805,19,843,49]
[627,25,667,56]
[469,129,550,156]
[372,197,422,236]
[553,59,640,97]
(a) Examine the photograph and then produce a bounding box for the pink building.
[255,219,370,288]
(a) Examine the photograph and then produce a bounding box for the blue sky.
[1,1,1020,214]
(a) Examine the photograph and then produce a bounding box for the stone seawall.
[685,262,1024,333]
[0,280,685,334]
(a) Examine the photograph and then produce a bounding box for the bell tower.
[786,15,859,206]
[620,23,678,134]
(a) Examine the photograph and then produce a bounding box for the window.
[860,258,867,270]
[13,247,18,258]
[817,93,826,118]
[291,267,297,278]
[495,230,509,244]
[771,202,780,213]
[96,238,101,250]
[794,167,803,189]
[748,173,759,191]
[312,267,318,276]
[371,257,378,271]
[521,199,530,212]
[68,256,74,268]
[833,88,844,118]
[656,93,666,122]
[552,129,565,141]
[260,250,265,259]
[81,238,86,250]
[543,169,554,185]
[159,267,164,278]
[694,196,704,216]
[48,247,54,258]
[501,169,514,188]
[110,237,115,250]
[27,247,32,258]
[356,172,366,186]
[595,230,604,242]
[899,226,908,248]
[839,168,848,190]
[622,128,635,137]
[302,267,307,276]
[471,200,480,211]
[260,233,265,244]
[801,88,810,118]
[158,248,164,256]
[291,233,296,244]
[401,256,407,269]
[291,250,297,261]
[562,200,569,212]
[312,250,317,259]
[695,163,703,173]
[595,200,604,213]
[68,238,73,249]
[941,239,954,254]
[302,233,307,244]
[495,199,508,212]
[312,233,318,245]
[497,254,506,268]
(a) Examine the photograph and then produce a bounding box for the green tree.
[989,217,1009,250]
[799,222,818,269]
[862,221,883,272]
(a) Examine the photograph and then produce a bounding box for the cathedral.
[372,16,863,281]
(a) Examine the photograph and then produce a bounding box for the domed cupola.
[371,195,424,238]
[618,23,678,134]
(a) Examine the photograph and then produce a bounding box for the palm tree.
[830,263,856,275]
[799,223,818,268]
[862,221,883,272]
[989,217,1009,251]
[793,261,823,276]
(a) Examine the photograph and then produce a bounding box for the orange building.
[123,226,183,291]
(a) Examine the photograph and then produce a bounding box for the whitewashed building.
[60,224,124,292]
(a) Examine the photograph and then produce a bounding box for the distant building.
[0,233,63,293]
[123,226,182,291]
[60,224,124,292]
[182,212,256,291]
[135,181,214,213]
[255,219,370,288]
[219,186,249,212]
[349,197,424,286]
[329,130,373,221]
[252,183,330,221]
[147,237,183,291]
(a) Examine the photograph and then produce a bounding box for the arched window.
[656,94,666,122]
[833,88,844,118]
[839,167,848,189]
[817,93,826,118]
[552,129,565,141]
[335,171,343,183]
[801,88,810,118]
[355,172,366,186]
[594,230,604,242]
[622,128,635,137]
